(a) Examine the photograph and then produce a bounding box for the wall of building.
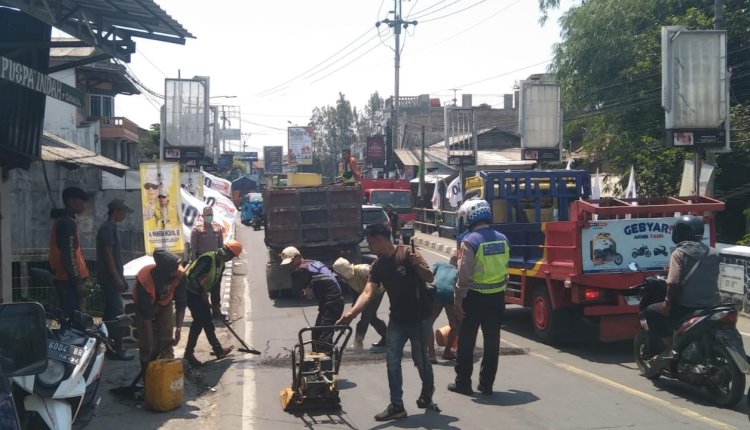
[0,176,11,303]
[44,70,101,153]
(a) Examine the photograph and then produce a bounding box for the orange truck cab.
[360,178,415,226]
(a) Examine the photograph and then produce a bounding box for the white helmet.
[457,198,492,229]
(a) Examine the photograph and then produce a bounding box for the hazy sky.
[115,0,574,153]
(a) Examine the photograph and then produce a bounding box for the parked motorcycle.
[653,245,668,257]
[251,214,263,231]
[632,245,652,258]
[11,305,123,430]
[633,276,749,407]
[593,244,624,265]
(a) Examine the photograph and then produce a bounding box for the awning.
[41,131,128,176]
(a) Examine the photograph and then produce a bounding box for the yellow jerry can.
[145,359,184,412]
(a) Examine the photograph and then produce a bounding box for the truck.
[461,170,724,343]
[264,184,363,299]
[360,178,414,226]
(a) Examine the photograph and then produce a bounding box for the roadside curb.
[415,236,456,257]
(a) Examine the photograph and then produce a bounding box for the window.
[89,94,114,117]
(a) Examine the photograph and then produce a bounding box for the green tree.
[139,123,160,160]
[308,93,358,181]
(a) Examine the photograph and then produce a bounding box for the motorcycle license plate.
[47,340,84,365]
[625,296,640,306]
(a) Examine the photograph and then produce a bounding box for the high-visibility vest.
[133,264,185,306]
[49,218,89,282]
[185,252,224,293]
[472,238,509,294]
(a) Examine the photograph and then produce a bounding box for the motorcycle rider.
[643,215,720,358]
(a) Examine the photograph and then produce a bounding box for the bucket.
[145,359,184,412]
[435,325,458,349]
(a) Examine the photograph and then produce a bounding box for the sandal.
[441,351,456,360]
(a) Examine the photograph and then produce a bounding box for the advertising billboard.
[519,80,562,161]
[140,162,184,255]
[288,126,313,166]
[164,79,208,148]
[366,135,385,166]
[264,146,283,174]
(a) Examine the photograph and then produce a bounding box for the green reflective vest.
[472,239,509,294]
[186,251,225,294]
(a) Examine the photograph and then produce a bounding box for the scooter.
[632,245,652,258]
[633,276,750,407]
[251,214,263,231]
[653,245,668,257]
[11,306,121,430]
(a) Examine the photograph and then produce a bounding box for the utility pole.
[378,0,417,175]
[419,125,425,206]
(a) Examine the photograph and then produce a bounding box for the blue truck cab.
[241,192,263,226]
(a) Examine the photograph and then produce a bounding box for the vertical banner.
[366,135,385,166]
[201,170,232,197]
[264,146,283,174]
[181,188,236,245]
[288,126,313,166]
[140,162,184,255]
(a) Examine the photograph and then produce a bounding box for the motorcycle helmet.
[457,198,492,229]
[671,215,704,244]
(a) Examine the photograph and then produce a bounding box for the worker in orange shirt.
[341,149,361,185]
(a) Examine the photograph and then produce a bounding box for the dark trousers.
[54,280,81,317]
[185,292,223,355]
[644,302,698,356]
[354,292,387,340]
[455,290,505,389]
[102,281,126,352]
[313,302,344,353]
[210,277,222,310]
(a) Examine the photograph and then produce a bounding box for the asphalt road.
[216,226,750,430]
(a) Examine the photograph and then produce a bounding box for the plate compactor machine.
[280,326,352,412]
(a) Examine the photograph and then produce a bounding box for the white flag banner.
[431,180,442,210]
[624,166,638,199]
[591,168,601,200]
[180,188,236,245]
[201,170,232,198]
[447,176,463,209]
[203,187,238,241]
[565,159,573,170]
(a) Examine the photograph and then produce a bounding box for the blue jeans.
[386,318,434,407]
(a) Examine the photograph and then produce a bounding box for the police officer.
[448,199,509,396]
[182,240,243,367]
[644,215,720,358]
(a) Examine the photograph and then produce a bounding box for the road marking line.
[501,339,736,430]
[739,331,750,338]
[242,276,256,429]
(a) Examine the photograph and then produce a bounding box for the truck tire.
[530,286,574,344]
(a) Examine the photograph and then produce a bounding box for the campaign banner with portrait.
[288,126,313,166]
[140,162,184,255]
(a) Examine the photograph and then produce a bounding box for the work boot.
[214,345,234,360]
[371,337,386,348]
[184,352,202,368]
[350,334,364,350]
[447,382,474,396]
[477,383,493,396]
[212,307,226,320]
[374,403,407,421]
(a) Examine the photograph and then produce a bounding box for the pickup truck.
[263,184,363,298]
[360,178,414,226]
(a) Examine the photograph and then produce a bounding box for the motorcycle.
[251,214,263,231]
[632,245,652,258]
[593,244,624,265]
[633,276,749,407]
[653,245,668,257]
[11,305,122,430]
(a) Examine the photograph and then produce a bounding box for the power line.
[303,28,387,81]
[451,59,551,90]
[410,0,462,20]
[419,0,490,23]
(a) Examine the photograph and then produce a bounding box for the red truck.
[470,170,725,343]
[359,178,414,226]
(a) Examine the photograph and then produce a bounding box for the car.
[360,205,390,256]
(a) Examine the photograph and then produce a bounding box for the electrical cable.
[418,0,490,23]
[410,0,462,20]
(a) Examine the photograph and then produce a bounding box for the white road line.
[740,331,750,338]
[241,276,256,430]
[501,339,736,430]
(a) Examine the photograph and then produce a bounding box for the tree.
[139,123,160,160]
[308,93,359,181]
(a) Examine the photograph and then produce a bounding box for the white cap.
[280,246,301,266]
[332,257,354,280]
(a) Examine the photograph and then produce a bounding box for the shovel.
[213,316,261,355]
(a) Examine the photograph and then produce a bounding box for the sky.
[114,0,575,154]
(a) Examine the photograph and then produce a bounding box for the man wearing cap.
[49,186,90,316]
[182,240,243,367]
[281,247,344,353]
[133,249,187,372]
[190,206,226,319]
[96,199,135,361]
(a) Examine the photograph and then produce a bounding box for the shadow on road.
[650,378,750,417]
[294,409,359,430]
[368,410,460,430]
[472,389,540,407]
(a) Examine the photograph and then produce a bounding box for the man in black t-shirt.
[96,199,134,361]
[338,223,435,421]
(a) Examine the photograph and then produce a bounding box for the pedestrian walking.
[427,254,460,363]
[332,257,387,350]
[49,186,90,316]
[337,223,436,421]
[96,199,135,361]
[132,249,187,373]
[182,240,242,367]
[448,199,509,397]
[281,246,344,354]
[190,206,226,319]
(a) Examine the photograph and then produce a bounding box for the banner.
[200,170,232,197]
[288,126,313,166]
[180,188,235,244]
[366,135,385,166]
[203,187,238,233]
[264,146,283,174]
[581,217,710,274]
[140,163,184,255]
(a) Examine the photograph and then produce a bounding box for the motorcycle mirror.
[628,262,640,272]
[0,302,48,377]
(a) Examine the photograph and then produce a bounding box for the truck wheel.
[531,286,572,344]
